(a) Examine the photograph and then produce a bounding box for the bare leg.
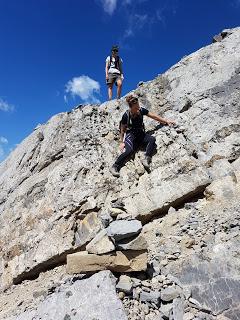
[116,79,122,99]
[108,83,114,100]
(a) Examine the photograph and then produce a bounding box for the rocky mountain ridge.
[0,27,239,320]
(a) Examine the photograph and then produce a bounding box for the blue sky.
[0,0,239,161]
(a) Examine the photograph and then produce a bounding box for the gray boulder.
[4,271,127,320]
[106,220,142,241]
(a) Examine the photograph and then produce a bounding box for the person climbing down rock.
[105,45,123,100]
[110,95,176,177]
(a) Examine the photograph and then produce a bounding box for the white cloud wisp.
[0,137,8,144]
[120,13,148,44]
[101,0,117,15]
[65,75,101,104]
[0,98,14,112]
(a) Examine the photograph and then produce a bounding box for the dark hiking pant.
[114,131,156,169]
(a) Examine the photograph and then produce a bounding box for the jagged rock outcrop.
[0,27,240,320]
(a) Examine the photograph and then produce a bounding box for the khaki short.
[106,73,122,85]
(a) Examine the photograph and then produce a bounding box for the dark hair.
[111,45,119,51]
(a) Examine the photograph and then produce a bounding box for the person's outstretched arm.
[147,112,175,126]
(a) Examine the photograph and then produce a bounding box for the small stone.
[32,289,47,298]
[160,259,168,266]
[167,254,178,260]
[163,279,173,285]
[142,303,150,315]
[66,290,73,298]
[111,199,125,209]
[116,275,133,295]
[160,302,173,318]
[181,236,195,249]
[155,275,166,282]
[117,234,148,250]
[37,132,44,141]
[161,286,181,302]
[141,280,152,287]
[109,207,126,217]
[140,291,161,307]
[167,274,183,288]
[131,277,142,287]
[86,229,115,254]
[168,206,176,214]
[132,288,141,299]
[74,212,104,247]
[118,291,125,300]
[212,34,223,43]
[116,212,133,220]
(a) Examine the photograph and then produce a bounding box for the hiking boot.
[141,156,151,169]
[110,165,120,177]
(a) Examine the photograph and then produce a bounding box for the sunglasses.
[112,50,118,52]
[130,98,138,104]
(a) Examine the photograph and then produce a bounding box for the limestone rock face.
[4,271,127,320]
[0,27,240,319]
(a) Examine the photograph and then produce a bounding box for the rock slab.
[67,250,148,273]
[5,271,127,320]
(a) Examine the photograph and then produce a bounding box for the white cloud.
[0,98,14,112]
[0,137,8,144]
[121,13,148,43]
[156,8,166,26]
[65,75,101,104]
[156,0,178,25]
[232,0,240,7]
[119,0,178,46]
[101,0,117,15]
[123,0,148,5]
[0,145,4,160]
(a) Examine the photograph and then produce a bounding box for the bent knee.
[125,147,134,155]
[124,145,134,155]
[149,135,156,143]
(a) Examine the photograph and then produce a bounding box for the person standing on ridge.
[110,95,176,177]
[105,45,123,100]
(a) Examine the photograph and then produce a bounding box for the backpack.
[108,56,122,72]
[119,109,145,132]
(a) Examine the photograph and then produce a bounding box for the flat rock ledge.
[67,250,148,273]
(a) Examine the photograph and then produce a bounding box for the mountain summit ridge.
[0,27,240,320]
